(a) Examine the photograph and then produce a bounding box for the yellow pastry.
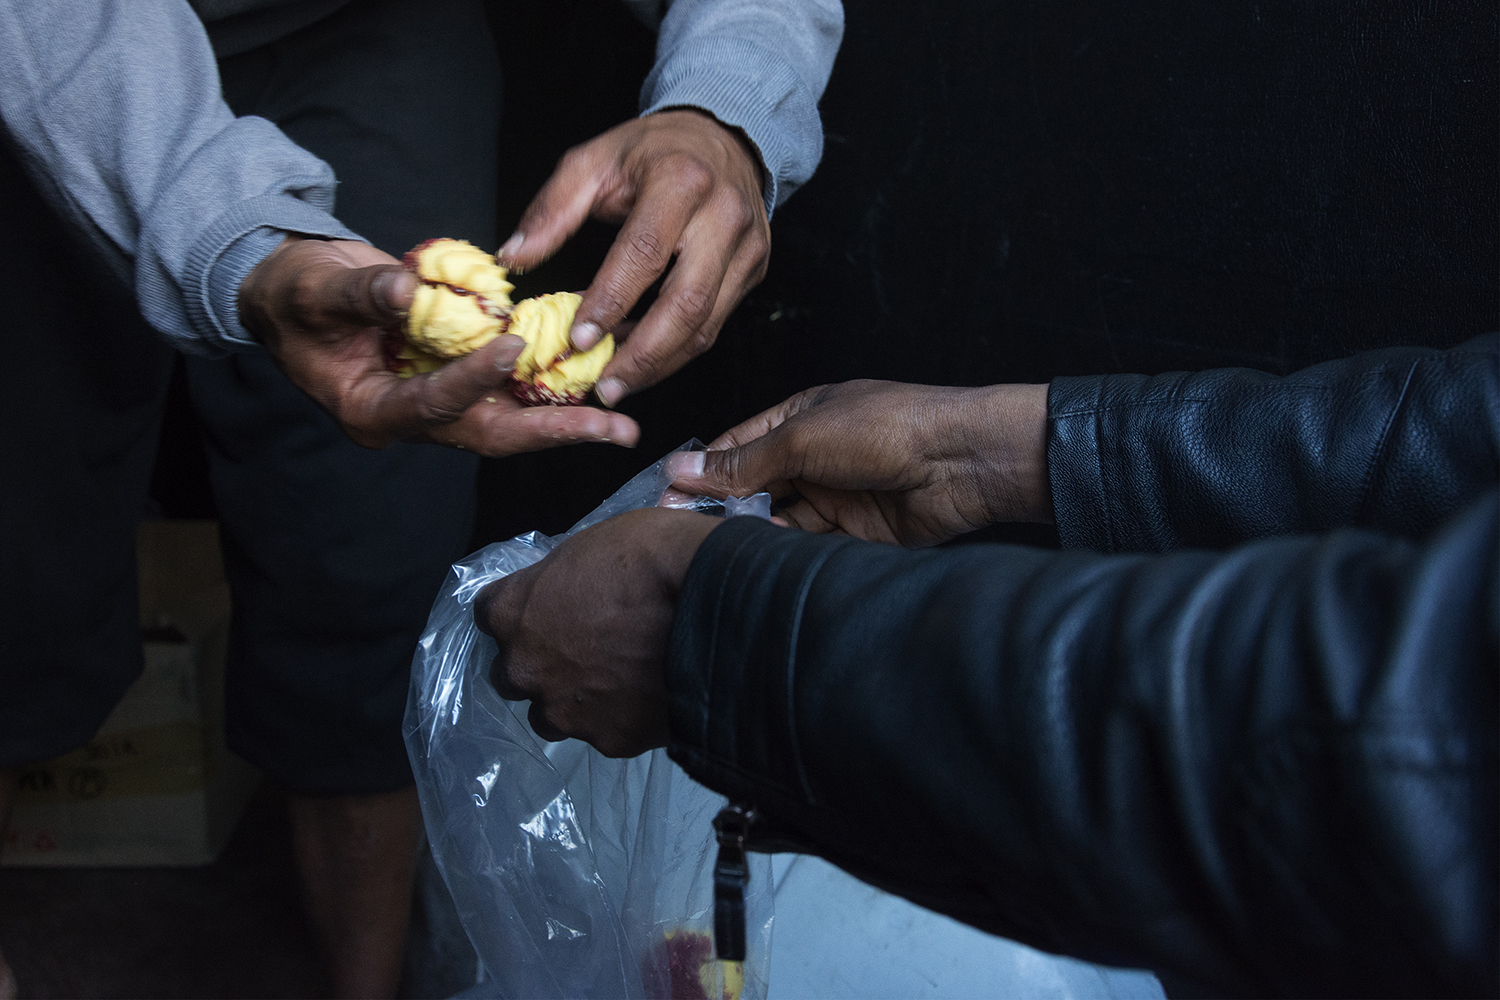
[508,292,616,406]
[385,238,615,407]
[404,238,514,358]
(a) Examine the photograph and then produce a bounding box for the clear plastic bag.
[404,443,773,999]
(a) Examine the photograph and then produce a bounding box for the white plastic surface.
[766,854,1165,1000]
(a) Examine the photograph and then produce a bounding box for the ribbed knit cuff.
[184,192,364,350]
[641,36,824,217]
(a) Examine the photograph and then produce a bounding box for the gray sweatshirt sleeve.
[0,0,363,353]
[636,0,844,214]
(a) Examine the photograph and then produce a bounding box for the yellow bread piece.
[390,240,615,405]
[404,239,515,359]
[406,285,501,358]
[410,238,514,300]
[508,292,616,405]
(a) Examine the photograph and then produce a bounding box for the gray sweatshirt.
[0,0,842,353]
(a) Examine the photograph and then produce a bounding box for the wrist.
[658,509,726,596]
[960,383,1053,525]
[644,106,769,202]
[237,233,307,349]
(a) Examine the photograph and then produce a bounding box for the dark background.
[155,0,1499,545]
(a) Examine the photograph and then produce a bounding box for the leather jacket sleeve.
[1048,333,1499,551]
[664,338,1500,998]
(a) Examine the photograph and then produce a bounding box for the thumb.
[666,434,799,502]
[318,264,416,329]
[399,334,526,430]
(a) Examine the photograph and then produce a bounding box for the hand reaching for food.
[666,380,1054,547]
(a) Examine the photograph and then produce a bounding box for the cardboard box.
[3,521,261,867]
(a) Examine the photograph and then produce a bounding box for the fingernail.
[666,451,705,480]
[596,377,627,408]
[571,321,602,351]
[498,232,524,260]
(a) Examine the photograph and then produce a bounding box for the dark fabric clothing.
[665,335,1500,998]
[190,0,496,792]
[0,140,176,764]
[0,0,496,791]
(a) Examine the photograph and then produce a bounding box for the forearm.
[0,0,360,351]
[1047,333,1500,551]
[666,505,1499,997]
[643,0,844,213]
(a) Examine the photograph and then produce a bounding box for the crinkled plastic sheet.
[405,443,773,999]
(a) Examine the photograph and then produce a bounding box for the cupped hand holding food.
[667,380,1053,547]
[499,109,771,407]
[239,235,640,455]
[474,508,722,758]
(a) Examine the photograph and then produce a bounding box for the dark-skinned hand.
[239,235,641,454]
[474,508,721,758]
[499,109,770,408]
[666,380,1053,547]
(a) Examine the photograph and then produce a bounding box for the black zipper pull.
[712,802,757,961]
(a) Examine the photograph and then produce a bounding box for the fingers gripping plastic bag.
[404,444,774,1000]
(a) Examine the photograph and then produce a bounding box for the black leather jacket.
[664,334,1499,998]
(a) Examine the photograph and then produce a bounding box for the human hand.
[239,236,640,454]
[474,508,722,758]
[499,109,770,407]
[666,380,1053,547]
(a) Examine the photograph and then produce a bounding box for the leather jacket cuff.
[666,515,828,810]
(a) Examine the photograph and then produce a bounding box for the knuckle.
[542,410,596,444]
[338,273,368,319]
[557,144,591,173]
[714,448,747,487]
[667,283,716,329]
[529,700,565,740]
[781,419,816,459]
[685,323,719,358]
[746,227,771,263]
[289,271,324,320]
[474,584,500,631]
[587,287,631,325]
[414,389,466,428]
[811,382,848,406]
[626,227,669,266]
[718,194,756,234]
[489,655,527,701]
[662,153,715,198]
[545,702,576,734]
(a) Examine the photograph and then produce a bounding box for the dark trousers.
[0,0,499,792]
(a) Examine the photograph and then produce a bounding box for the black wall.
[158,0,1500,544]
